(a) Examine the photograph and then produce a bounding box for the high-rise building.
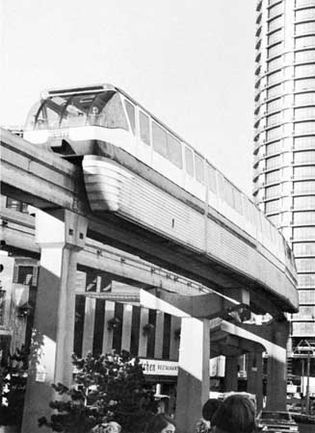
[253,0,315,364]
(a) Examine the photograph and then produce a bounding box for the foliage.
[0,346,28,427]
[39,351,158,433]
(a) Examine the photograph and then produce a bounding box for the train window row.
[121,96,258,220]
[121,95,288,252]
[122,96,212,185]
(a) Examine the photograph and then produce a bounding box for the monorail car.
[24,84,298,313]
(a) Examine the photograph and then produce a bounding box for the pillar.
[265,319,290,411]
[225,356,238,392]
[247,349,263,413]
[175,318,210,433]
[22,209,87,433]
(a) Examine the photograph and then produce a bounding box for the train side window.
[233,187,243,214]
[37,96,67,129]
[61,94,92,127]
[34,105,48,130]
[45,104,62,129]
[207,163,217,193]
[224,180,235,208]
[185,147,194,176]
[216,172,226,200]
[25,101,41,130]
[235,191,243,214]
[139,111,151,145]
[152,122,168,157]
[101,93,128,130]
[124,100,136,134]
[195,154,205,183]
[167,134,182,168]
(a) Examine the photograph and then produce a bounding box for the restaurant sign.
[140,359,178,376]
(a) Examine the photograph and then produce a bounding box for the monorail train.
[23,84,298,313]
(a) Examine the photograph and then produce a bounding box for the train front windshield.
[25,90,129,131]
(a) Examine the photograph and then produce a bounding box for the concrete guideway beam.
[141,288,249,320]
[218,319,290,411]
[0,129,298,316]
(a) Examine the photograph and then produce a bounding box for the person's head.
[105,422,121,433]
[147,413,176,433]
[212,395,256,433]
[202,398,221,422]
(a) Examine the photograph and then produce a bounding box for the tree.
[39,351,158,433]
[0,346,29,427]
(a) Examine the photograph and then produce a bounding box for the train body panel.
[82,154,295,309]
[23,84,298,312]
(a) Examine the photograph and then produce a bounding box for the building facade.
[253,0,315,371]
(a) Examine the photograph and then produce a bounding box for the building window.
[294,242,315,256]
[268,3,283,19]
[267,84,282,99]
[266,155,281,169]
[294,136,315,151]
[265,184,281,199]
[265,199,280,213]
[15,266,35,285]
[294,150,315,163]
[267,43,283,59]
[295,22,315,35]
[295,258,315,272]
[294,181,315,193]
[298,273,315,287]
[295,107,315,121]
[294,211,315,224]
[294,165,315,179]
[299,290,315,305]
[268,16,283,33]
[296,8,315,21]
[295,36,315,50]
[293,226,315,239]
[6,197,28,213]
[266,169,281,183]
[268,71,282,86]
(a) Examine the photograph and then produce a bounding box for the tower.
[253,0,315,367]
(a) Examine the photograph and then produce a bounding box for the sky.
[1,0,255,195]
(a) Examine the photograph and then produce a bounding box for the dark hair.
[212,395,256,433]
[202,399,221,422]
[146,413,176,433]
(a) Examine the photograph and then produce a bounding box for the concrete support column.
[175,318,210,433]
[22,210,87,433]
[225,356,238,392]
[247,350,263,413]
[266,320,290,411]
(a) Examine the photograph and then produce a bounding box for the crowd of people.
[94,394,259,433]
